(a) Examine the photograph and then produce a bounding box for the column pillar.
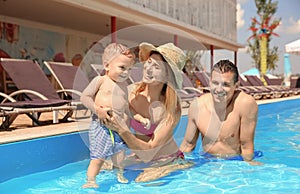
[111,16,116,43]
[210,45,214,70]
[174,34,178,46]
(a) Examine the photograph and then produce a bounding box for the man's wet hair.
[211,59,239,83]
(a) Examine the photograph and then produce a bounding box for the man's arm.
[239,95,258,162]
[180,98,200,152]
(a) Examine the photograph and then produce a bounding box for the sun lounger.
[43,61,92,118]
[263,75,295,96]
[193,71,210,89]
[0,91,75,129]
[238,76,271,99]
[0,58,77,129]
[263,75,283,86]
[263,75,300,95]
[290,76,300,95]
[43,61,89,100]
[128,66,143,84]
[90,63,105,76]
[176,72,204,107]
[245,75,292,98]
[181,72,205,95]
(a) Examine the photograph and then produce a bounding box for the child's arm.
[128,102,151,129]
[80,76,110,119]
[81,76,102,113]
[133,114,151,130]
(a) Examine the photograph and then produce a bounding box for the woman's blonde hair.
[134,82,181,125]
[134,53,181,125]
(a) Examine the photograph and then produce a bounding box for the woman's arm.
[106,109,181,162]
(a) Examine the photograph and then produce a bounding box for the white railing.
[122,0,237,42]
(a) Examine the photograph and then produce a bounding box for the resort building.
[0,0,243,90]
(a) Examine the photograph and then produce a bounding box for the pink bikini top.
[130,119,157,137]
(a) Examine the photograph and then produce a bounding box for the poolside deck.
[1,95,300,144]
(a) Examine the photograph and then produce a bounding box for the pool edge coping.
[1,95,300,144]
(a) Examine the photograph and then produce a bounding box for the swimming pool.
[1,98,300,193]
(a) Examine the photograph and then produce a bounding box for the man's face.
[210,71,237,103]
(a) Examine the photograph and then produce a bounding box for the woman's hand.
[104,115,129,134]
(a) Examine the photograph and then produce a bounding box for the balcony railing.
[121,0,237,42]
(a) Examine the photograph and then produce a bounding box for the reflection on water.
[1,157,300,193]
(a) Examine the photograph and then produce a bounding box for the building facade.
[0,0,242,82]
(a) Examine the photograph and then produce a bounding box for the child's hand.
[95,105,112,120]
[141,118,151,130]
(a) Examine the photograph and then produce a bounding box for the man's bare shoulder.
[188,93,211,114]
[195,93,211,105]
[236,91,256,103]
[235,91,258,110]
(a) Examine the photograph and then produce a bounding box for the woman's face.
[142,53,168,85]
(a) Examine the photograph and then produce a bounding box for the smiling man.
[180,60,261,165]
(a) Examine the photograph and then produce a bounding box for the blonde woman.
[104,42,193,182]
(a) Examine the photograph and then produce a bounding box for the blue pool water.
[1,98,300,193]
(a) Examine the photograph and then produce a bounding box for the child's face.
[106,54,133,82]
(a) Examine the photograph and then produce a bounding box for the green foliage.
[184,50,205,80]
[247,0,281,72]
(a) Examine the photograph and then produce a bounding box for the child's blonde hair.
[102,43,135,66]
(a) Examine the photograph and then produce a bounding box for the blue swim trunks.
[200,150,263,161]
[89,115,127,160]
